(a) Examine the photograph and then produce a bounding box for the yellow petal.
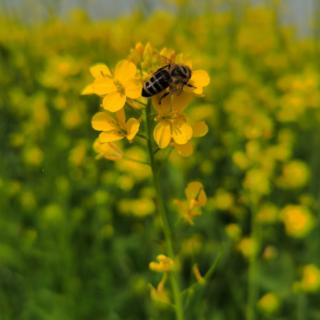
[192,121,208,137]
[82,78,116,96]
[190,70,210,91]
[172,118,193,145]
[93,139,123,161]
[172,93,193,113]
[91,112,119,131]
[123,78,142,99]
[152,92,193,115]
[114,60,137,83]
[175,53,192,68]
[143,42,154,59]
[99,131,124,142]
[115,109,126,129]
[185,181,207,206]
[127,96,148,110]
[153,120,171,148]
[126,118,140,141]
[90,64,112,79]
[152,94,171,116]
[102,91,126,112]
[81,84,95,95]
[191,86,204,95]
[174,142,194,157]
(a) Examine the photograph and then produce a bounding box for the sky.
[0,0,316,35]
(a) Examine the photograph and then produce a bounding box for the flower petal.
[123,78,142,99]
[82,78,116,96]
[172,118,193,145]
[91,111,119,131]
[191,70,210,87]
[174,142,194,157]
[93,139,123,161]
[102,91,126,112]
[127,97,148,110]
[152,92,193,115]
[115,109,126,129]
[126,118,140,141]
[152,94,171,116]
[153,120,171,148]
[99,131,124,142]
[191,86,204,95]
[185,181,207,206]
[114,60,137,83]
[190,70,210,95]
[192,121,208,137]
[90,64,112,79]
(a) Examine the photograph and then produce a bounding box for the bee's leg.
[175,83,184,96]
[159,91,170,104]
[186,83,196,88]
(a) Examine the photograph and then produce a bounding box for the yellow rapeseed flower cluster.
[174,181,207,224]
[294,264,320,293]
[257,292,280,314]
[237,237,258,259]
[281,205,314,238]
[82,43,210,161]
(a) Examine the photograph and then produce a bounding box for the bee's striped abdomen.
[142,68,171,97]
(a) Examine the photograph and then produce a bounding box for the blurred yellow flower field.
[1,1,320,319]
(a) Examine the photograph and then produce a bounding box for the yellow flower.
[118,198,154,217]
[277,160,310,189]
[91,109,140,142]
[225,223,242,241]
[129,42,159,72]
[243,168,270,196]
[93,139,123,161]
[23,146,43,167]
[281,205,314,238]
[175,181,207,224]
[153,113,193,149]
[258,292,280,314]
[82,60,142,112]
[173,120,209,157]
[212,189,234,211]
[149,254,175,273]
[237,237,258,259]
[188,69,210,95]
[152,94,194,149]
[150,274,171,306]
[298,264,320,292]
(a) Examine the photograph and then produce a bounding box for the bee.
[142,63,194,104]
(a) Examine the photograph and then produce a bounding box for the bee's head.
[171,64,192,82]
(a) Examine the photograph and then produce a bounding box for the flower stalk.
[145,101,184,320]
[246,197,260,320]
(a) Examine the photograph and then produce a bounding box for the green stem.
[246,198,259,320]
[145,102,184,320]
[123,156,150,166]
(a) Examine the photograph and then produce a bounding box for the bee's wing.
[144,64,170,82]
